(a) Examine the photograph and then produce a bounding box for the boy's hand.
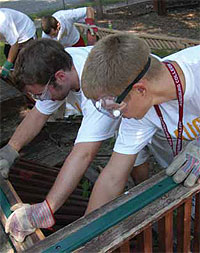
[0,144,19,178]
[5,200,55,242]
[166,137,200,187]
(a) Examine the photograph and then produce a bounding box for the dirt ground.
[97,1,200,40]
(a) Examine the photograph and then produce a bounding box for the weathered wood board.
[0,175,45,252]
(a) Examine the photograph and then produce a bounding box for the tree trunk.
[153,0,167,16]
[94,0,104,19]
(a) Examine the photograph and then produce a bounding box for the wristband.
[3,60,14,70]
[1,61,14,78]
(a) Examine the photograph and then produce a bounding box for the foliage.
[81,179,92,198]
[0,42,6,65]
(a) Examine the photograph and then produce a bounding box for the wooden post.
[177,198,192,252]
[95,0,103,19]
[158,212,173,252]
[153,0,167,16]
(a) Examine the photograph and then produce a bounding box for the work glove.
[166,137,200,187]
[5,200,55,242]
[0,144,19,179]
[85,18,98,45]
[1,60,13,78]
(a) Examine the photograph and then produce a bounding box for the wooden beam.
[158,211,173,252]
[193,192,200,253]
[177,197,192,252]
[25,171,200,253]
[136,226,152,252]
[0,175,45,252]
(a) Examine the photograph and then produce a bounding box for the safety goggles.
[30,75,53,101]
[93,57,151,118]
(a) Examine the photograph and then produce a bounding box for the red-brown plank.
[177,197,192,253]
[158,211,173,252]
[136,226,152,253]
[193,192,200,253]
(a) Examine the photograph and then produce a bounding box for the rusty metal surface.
[8,159,89,236]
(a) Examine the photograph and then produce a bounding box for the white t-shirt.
[114,45,200,155]
[36,46,120,143]
[42,8,87,47]
[0,8,36,45]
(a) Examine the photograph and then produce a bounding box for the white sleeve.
[42,31,51,38]
[75,99,120,143]
[35,99,65,115]
[4,21,18,45]
[114,117,157,155]
[67,7,87,23]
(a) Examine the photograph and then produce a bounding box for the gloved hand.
[85,18,98,46]
[5,200,55,242]
[1,60,13,78]
[166,137,200,187]
[0,144,19,178]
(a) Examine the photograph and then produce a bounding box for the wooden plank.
[136,226,152,253]
[177,197,192,253]
[0,175,45,252]
[193,192,200,253]
[158,211,173,252]
[0,221,15,253]
[25,171,200,253]
[35,176,178,253]
[118,241,130,253]
[75,23,200,49]
[0,78,27,145]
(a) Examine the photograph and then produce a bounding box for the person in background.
[41,7,98,47]
[0,8,36,78]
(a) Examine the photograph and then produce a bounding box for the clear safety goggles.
[93,57,151,118]
[30,75,53,101]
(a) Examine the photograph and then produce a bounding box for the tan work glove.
[166,137,200,187]
[5,200,55,242]
[0,144,19,178]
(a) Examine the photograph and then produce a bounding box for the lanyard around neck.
[154,61,184,156]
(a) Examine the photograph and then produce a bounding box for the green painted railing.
[44,177,178,253]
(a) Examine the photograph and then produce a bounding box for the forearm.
[7,42,19,63]
[85,168,127,214]
[46,141,102,213]
[8,107,49,152]
[85,152,136,214]
[86,7,95,19]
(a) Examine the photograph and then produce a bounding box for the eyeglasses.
[30,75,53,101]
[93,57,151,118]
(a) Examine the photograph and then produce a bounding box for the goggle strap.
[116,57,151,104]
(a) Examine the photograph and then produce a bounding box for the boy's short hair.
[41,16,58,34]
[13,38,73,91]
[82,32,161,100]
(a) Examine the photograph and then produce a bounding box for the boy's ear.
[57,22,61,31]
[54,70,65,81]
[132,81,147,95]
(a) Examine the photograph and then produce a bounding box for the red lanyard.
[154,62,184,156]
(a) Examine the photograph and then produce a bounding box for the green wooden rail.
[0,187,12,218]
[0,187,16,252]
[44,177,178,253]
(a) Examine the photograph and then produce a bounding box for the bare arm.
[7,42,19,64]
[8,106,49,152]
[46,141,102,212]
[86,7,95,19]
[85,152,137,214]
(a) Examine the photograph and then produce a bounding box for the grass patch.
[0,42,6,66]
[152,48,179,58]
